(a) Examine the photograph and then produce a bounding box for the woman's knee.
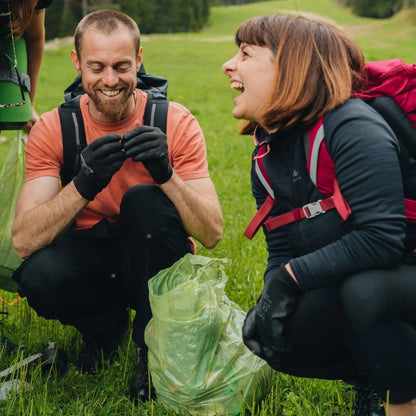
[340,270,390,331]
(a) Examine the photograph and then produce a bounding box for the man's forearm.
[160,172,223,249]
[12,182,88,259]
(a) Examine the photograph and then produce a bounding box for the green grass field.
[1,0,416,414]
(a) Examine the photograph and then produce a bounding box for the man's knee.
[14,250,70,318]
[120,184,181,233]
[121,184,171,217]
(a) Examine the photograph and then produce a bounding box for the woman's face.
[222,42,275,123]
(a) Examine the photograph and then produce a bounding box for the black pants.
[266,264,416,403]
[13,184,191,348]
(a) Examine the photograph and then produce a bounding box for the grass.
[1,0,416,414]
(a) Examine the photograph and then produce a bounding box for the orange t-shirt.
[25,89,210,229]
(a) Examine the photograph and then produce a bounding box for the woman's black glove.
[73,133,124,200]
[243,264,300,359]
[123,125,173,184]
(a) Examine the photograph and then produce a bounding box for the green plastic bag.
[0,131,24,292]
[145,254,274,416]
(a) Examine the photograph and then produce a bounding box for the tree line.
[44,0,270,40]
[44,0,415,41]
[336,0,415,18]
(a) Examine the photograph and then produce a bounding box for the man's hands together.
[73,125,173,201]
[242,264,300,362]
[123,125,173,184]
[73,133,125,201]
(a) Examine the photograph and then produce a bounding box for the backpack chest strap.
[244,177,351,239]
[263,179,351,231]
[264,196,336,231]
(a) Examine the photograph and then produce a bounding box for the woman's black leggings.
[267,264,416,404]
[13,184,192,348]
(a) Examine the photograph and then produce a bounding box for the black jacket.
[251,99,416,290]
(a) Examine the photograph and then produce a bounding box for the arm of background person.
[12,177,88,259]
[23,8,46,132]
[160,173,223,249]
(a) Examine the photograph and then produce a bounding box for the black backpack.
[58,63,169,186]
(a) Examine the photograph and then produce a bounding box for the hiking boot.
[78,310,130,374]
[347,379,385,416]
[129,346,156,402]
[77,342,115,374]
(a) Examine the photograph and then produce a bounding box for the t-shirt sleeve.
[24,108,63,182]
[166,102,209,180]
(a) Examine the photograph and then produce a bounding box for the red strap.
[264,197,336,231]
[188,237,197,255]
[332,179,351,220]
[245,178,353,238]
[244,195,275,240]
[405,198,416,221]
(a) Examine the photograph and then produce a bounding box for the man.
[11,9,223,401]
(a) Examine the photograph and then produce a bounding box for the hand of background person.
[73,133,125,200]
[123,125,173,184]
[24,106,40,134]
[243,264,300,359]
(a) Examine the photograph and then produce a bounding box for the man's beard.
[87,86,135,121]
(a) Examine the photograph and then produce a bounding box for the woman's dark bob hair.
[235,14,365,134]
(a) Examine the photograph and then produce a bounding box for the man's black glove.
[73,133,124,200]
[123,125,173,184]
[243,264,300,359]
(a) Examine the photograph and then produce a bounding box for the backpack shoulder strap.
[306,116,338,195]
[306,116,351,221]
[143,91,169,132]
[58,95,86,187]
[244,135,275,240]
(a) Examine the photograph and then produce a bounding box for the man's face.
[71,27,142,123]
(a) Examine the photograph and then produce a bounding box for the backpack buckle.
[302,200,325,218]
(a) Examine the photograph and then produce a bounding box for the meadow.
[1,0,416,414]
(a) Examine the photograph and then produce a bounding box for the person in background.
[222,14,416,416]
[12,9,223,402]
[0,0,52,132]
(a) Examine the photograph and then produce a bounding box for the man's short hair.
[74,9,141,58]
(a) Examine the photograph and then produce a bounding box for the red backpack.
[245,59,416,240]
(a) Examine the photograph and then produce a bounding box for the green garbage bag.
[0,131,24,292]
[145,253,274,416]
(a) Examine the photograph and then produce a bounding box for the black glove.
[73,133,124,200]
[242,307,278,361]
[123,125,173,184]
[243,264,300,358]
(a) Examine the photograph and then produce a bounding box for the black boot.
[129,346,156,402]
[78,309,130,374]
[346,379,385,416]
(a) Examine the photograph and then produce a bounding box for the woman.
[1,0,52,132]
[222,14,416,416]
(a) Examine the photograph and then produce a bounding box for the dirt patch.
[44,37,74,50]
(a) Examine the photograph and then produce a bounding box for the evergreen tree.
[118,0,157,33]
[45,0,212,38]
[351,0,403,18]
